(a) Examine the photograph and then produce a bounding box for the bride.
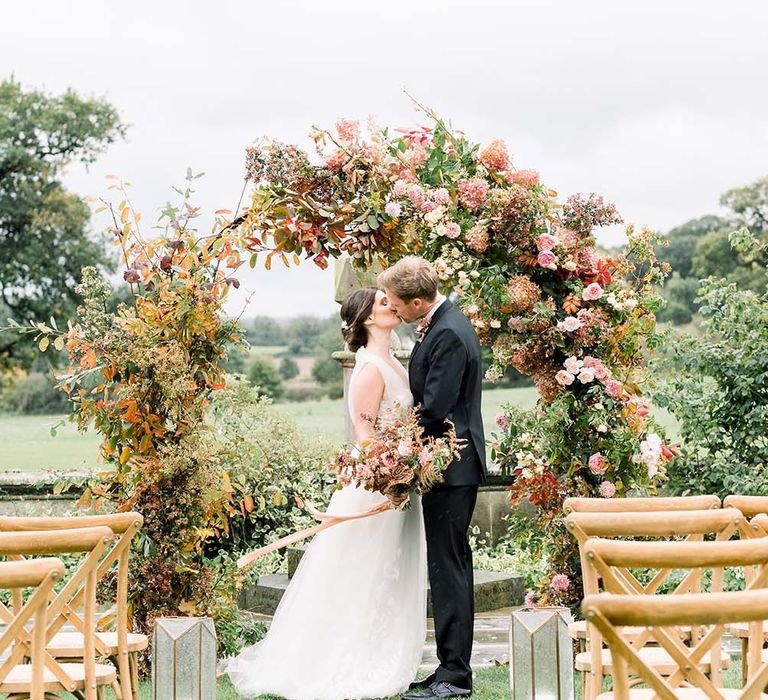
[227,287,428,700]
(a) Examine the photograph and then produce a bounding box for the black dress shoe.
[408,672,436,690]
[402,681,472,699]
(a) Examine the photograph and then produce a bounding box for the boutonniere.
[415,316,432,343]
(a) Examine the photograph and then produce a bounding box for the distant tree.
[657,273,701,326]
[286,316,335,355]
[248,355,284,399]
[720,177,768,233]
[311,326,343,398]
[247,316,286,346]
[279,355,299,381]
[658,215,731,279]
[0,78,125,368]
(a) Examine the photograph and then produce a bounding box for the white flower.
[555,370,575,386]
[577,367,596,383]
[564,356,583,374]
[385,202,402,218]
[625,298,638,309]
[597,423,609,433]
[467,304,479,315]
[490,319,501,329]
[563,260,578,271]
[470,271,480,278]
[424,205,445,226]
[557,316,583,333]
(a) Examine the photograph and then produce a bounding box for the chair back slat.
[724,495,768,518]
[563,495,721,514]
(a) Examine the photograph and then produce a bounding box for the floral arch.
[238,106,676,600]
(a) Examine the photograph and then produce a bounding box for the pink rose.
[381,451,398,469]
[495,413,508,429]
[577,367,596,383]
[588,452,606,475]
[604,379,623,398]
[550,574,570,592]
[524,589,538,609]
[419,447,433,467]
[536,233,558,252]
[557,316,582,333]
[599,481,617,498]
[537,250,557,268]
[564,356,583,375]
[445,222,461,239]
[434,187,451,205]
[582,283,604,301]
[555,370,575,386]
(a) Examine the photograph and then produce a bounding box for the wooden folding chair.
[564,496,722,651]
[0,513,146,700]
[566,508,743,699]
[0,528,118,699]
[0,558,64,700]
[582,537,768,700]
[724,496,768,520]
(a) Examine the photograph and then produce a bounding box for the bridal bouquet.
[333,408,464,508]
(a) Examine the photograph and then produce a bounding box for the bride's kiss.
[227,256,487,700]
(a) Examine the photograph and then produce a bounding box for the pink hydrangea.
[555,370,575,386]
[550,574,570,592]
[385,202,402,218]
[524,589,538,608]
[324,149,346,172]
[588,452,607,475]
[536,233,558,251]
[599,480,617,498]
[420,200,437,213]
[335,118,359,143]
[537,251,557,268]
[510,169,540,187]
[495,413,508,429]
[434,187,451,205]
[458,177,489,209]
[405,145,429,168]
[407,184,425,207]
[445,222,461,239]
[393,179,409,196]
[582,283,604,301]
[479,139,511,171]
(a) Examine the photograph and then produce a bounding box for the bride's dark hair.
[340,287,378,352]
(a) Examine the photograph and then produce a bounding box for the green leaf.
[367,215,379,230]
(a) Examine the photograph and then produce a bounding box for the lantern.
[509,607,574,700]
[152,617,217,700]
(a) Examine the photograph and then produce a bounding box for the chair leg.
[112,676,123,699]
[117,648,132,700]
[129,652,140,700]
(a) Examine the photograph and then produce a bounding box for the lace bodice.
[348,346,413,428]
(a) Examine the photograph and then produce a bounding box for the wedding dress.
[227,346,428,700]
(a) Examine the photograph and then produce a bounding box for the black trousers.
[422,484,479,690]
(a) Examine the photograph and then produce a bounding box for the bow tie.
[415,316,432,343]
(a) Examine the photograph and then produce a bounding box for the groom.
[379,256,487,699]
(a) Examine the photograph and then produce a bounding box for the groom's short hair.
[377,256,439,302]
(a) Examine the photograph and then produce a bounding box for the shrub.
[653,229,768,498]
[247,355,284,399]
[0,372,70,414]
[278,355,299,380]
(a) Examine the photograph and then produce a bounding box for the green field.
[0,387,678,472]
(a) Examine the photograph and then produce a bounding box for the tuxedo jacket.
[408,299,487,486]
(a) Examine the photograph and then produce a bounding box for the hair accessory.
[341,320,350,330]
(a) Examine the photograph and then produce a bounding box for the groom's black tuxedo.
[408,299,487,485]
[408,298,486,691]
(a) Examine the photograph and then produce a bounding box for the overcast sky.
[3,0,768,319]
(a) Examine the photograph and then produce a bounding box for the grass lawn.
[0,386,679,472]
[125,666,510,699]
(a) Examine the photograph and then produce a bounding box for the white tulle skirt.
[226,485,427,700]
